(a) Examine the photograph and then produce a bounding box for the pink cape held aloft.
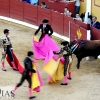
[32,34,60,59]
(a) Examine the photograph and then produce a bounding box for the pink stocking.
[1,62,6,71]
[64,75,68,84]
[11,61,17,70]
[33,86,40,92]
[12,86,18,93]
[28,88,36,99]
[67,72,72,80]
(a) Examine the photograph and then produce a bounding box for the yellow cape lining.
[31,63,40,89]
[43,58,64,83]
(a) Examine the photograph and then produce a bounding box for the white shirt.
[43,24,46,28]
[30,0,38,4]
[75,0,80,6]
[76,17,82,22]
[62,0,66,2]
[43,24,46,33]
[84,12,91,24]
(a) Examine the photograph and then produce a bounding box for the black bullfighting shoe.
[10,91,15,97]
[29,96,36,99]
[67,77,72,80]
[13,68,18,71]
[2,68,7,71]
[60,83,68,85]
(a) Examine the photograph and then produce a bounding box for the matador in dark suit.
[34,19,53,41]
[11,51,36,99]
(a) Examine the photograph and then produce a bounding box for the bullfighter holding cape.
[32,19,60,59]
[0,29,23,72]
[11,51,42,99]
[0,29,24,73]
[43,42,72,85]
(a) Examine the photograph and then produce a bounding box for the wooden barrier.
[0,0,10,17]
[63,15,69,37]
[39,0,75,14]
[10,0,24,21]
[70,22,79,41]
[75,20,90,30]
[80,27,87,40]
[51,10,64,35]
[0,0,91,40]
[64,15,75,37]
[24,3,38,25]
[37,6,52,25]
[91,27,100,40]
[70,22,87,41]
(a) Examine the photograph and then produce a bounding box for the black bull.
[61,40,100,69]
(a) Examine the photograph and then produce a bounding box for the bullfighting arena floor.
[0,19,100,100]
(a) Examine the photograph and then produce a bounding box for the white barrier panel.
[86,30,91,60]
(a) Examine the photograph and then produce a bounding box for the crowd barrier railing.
[0,0,94,40]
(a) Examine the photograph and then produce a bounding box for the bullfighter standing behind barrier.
[34,19,53,41]
[0,29,18,71]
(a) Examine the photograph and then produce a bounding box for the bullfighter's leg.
[61,56,69,85]
[67,62,72,80]
[11,72,26,95]
[26,76,36,99]
[94,56,98,59]
[7,50,18,70]
[1,53,6,71]
[67,56,72,80]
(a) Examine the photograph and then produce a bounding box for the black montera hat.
[4,29,9,34]
[27,51,34,57]
[42,19,49,23]
[41,2,45,5]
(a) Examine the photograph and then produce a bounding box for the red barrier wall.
[70,22,79,41]
[79,27,87,40]
[0,0,90,41]
[70,22,87,41]
[75,20,90,30]
[38,6,52,25]
[91,27,100,40]
[51,10,64,35]
[39,0,75,14]
[10,0,24,21]
[64,15,75,37]
[24,3,38,25]
[0,0,10,17]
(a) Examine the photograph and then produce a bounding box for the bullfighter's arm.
[53,48,64,55]
[48,25,53,36]
[34,24,42,35]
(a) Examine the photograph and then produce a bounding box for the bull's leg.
[94,56,98,59]
[76,57,82,69]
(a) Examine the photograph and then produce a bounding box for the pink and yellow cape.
[31,61,43,92]
[32,34,60,59]
[32,34,64,83]
[6,53,42,91]
[43,50,65,83]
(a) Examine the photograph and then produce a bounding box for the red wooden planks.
[24,3,38,25]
